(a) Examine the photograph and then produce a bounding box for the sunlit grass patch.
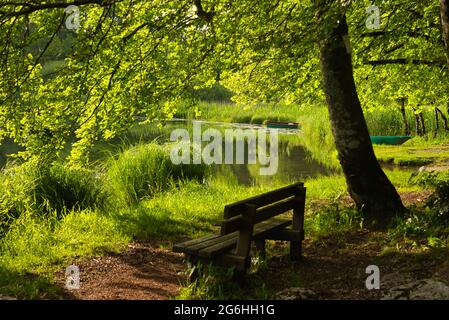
[304,175,347,200]
[112,178,289,241]
[105,143,208,207]
[374,144,449,167]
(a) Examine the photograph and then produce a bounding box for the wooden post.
[234,203,256,274]
[290,186,306,261]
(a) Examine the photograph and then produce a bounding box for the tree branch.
[1,0,117,18]
[193,0,214,22]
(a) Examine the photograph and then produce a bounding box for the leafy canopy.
[0,0,447,163]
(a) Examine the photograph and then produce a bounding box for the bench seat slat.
[183,231,238,255]
[198,219,292,259]
[173,219,291,256]
[173,234,220,253]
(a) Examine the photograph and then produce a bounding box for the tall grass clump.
[106,143,208,207]
[190,102,305,124]
[0,163,36,232]
[33,162,106,214]
[0,161,105,233]
[364,105,449,137]
[364,108,404,136]
[299,106,339,168]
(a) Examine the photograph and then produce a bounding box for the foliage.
[0,1,218,162]
[192,82,234,103]
[390,171,449,242]
[350,1,449,111]
[177,264,242,300]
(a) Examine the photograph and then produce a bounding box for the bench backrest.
[220,182,305,235]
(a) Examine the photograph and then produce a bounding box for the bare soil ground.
[263,231,448,299]
[54,191,448,300]
[55,243,186,300]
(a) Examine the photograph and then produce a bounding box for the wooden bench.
[173,182,306,281]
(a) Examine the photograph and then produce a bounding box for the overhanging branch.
[0,0,117,18]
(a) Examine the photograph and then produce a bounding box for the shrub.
[193,82,234,103]
[393,172,449,240]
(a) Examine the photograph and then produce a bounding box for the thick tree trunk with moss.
[317,14,405,227]
[440,0,449,70]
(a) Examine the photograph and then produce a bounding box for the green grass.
[0,161,106,234]
[304,169,421,202]
[389,174,449,246]
[180,101,305,124]
[112,177,290,241]
[185,102,449,169]
[305,175,347,200]
[105,143,207,207]
[365,105,449,137]
[176,262,274,300]
[374,144,449,167]
[184,101,449,137]
[0,149,289,298]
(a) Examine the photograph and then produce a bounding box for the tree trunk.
[415,114,421,135]
[399,98,410,135]
[419,112,426,135]
[436,107,449,131]
[412,107,421,135]
[435,107,440,132]
[440,0,449,70]
[315,10,405,227]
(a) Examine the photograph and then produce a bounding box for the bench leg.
[290,237,303,261]
[232,269,248,286]
[255,239,266,260]
[291,186,306,261]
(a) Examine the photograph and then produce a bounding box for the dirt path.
[56,243,186,300]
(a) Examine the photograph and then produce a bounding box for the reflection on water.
[123,120,335,185]
[0,121,335,184]
[215,143,333,185]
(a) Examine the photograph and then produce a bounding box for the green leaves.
[0,0,448,164]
